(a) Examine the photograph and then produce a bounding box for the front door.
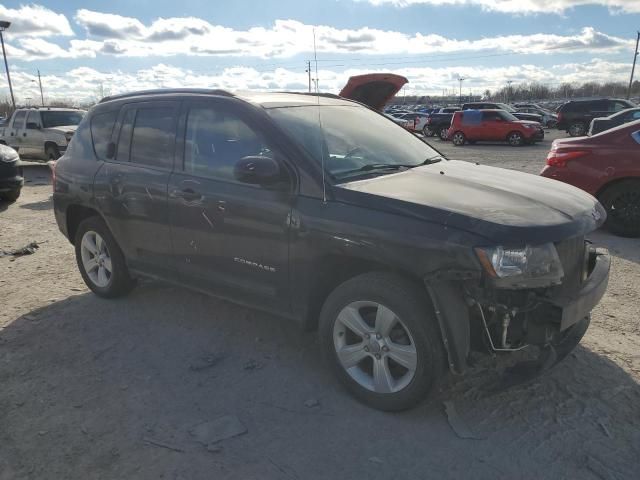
[168,99,293,311]
[94,101,179,276]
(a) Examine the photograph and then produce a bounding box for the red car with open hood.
[541,119,640,237]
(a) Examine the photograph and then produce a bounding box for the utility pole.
[0,21,15,110]
[506,80,514,103]
[627,31,640,100]
[306,61,311,93]
[458,77,465,104]
[37,69,44,106]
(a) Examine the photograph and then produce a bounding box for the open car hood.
[339,73,408,111]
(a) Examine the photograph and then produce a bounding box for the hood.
[339,73,408,111]
[515,120,542,126]
[45,125,78,134]
[336,160,604,244]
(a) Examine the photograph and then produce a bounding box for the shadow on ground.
[1,282,639,479]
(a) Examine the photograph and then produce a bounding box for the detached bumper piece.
[553,248,610,331]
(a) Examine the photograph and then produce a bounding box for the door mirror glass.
[234,155,281,185]
[26,122,40,130]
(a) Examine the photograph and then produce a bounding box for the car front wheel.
[74,216,136,297]
[0,188,21,202]
[451,131,465,146]
[439,128,449,141]
[507,131,524,146]
[319,272,445,411]
[568,122,586,137]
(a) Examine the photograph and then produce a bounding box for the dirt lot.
[1,130,639,479]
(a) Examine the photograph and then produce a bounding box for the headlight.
[524,124,536,129]
[475,243,564,288]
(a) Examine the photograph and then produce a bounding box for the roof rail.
[99,88,234,103]
[290,92,343,100]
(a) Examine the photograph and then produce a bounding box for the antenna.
[313,28,327,203]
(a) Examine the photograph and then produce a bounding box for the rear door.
[8,110,26,152]
[24,110,44,158]
[94,101,179,277]
[167,98,294,310]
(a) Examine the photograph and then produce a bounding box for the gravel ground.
[1,131,639,479]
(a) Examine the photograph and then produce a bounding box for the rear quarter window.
[90,111,118,160]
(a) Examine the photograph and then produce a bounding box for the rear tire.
[319,272,445,411]
[0,188,21,202]
[439,128,449,141]
[74,216,136,298]
[452,131,466,146]
[598,180,640,237]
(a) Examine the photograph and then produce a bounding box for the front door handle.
[172,188,204,203]
[23,132,27,137]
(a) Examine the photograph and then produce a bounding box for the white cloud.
[361,0,640,14]
[0,59,631,104]
[3,10,625,61]
[0,4,73,37]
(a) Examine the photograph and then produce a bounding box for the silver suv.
[0,107,85,160]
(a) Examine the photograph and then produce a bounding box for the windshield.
[268,105,442,181]
[41,111,84,128]
[495,103,516,113]
[499,111,519,121]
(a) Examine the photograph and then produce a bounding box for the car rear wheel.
[422,126,433,137]
[0,188,21,202]
[599,180,640,237]
[451,131,465,146]
[74,216,136,297]
[568,122,586,137]
[319,272,445,411]
[439,128,449,141]
[507,131,524,146]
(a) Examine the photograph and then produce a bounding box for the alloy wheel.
[508,132,523,146]
[333,301,417,394]
[80,230,112,288]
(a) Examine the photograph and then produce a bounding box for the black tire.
[598,180,640,237]
[319,272,446,411]
[0,188,21,202]
[551,316,590,366]
[507,131,524,146]
[568,122,586,137]
[45,144,61,160]
[451,131,465,146]
[422,126,433,137]
[74,216,136,298]
[438,128,449,141]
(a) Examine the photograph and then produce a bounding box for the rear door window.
[90,111,118,160]
[129,105,178,169]
[12,111,26,129]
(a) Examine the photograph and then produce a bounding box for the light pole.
[458,77,465,104]
[506,80,514,103]
[0,21,15,110]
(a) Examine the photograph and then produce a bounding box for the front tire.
[0,188,21,202]
[46,145,61,160]
[451,131,465,146]
[74,216,136,298]
[439,128,449,141]
[319,272,445,411]
[568,122,586,137]
[507,131,524,146]
[598,180,640,237]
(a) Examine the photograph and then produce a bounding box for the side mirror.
[26,122,40,130]
[234,155,281,185]
[106,142,116,159]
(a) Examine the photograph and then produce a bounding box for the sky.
[0,0,639,103]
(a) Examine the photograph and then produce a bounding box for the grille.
[553,236,586,300]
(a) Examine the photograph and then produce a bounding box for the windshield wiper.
[337,156,443,179]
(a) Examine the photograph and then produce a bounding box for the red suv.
[447,110,544,146]
[541,120,640,237]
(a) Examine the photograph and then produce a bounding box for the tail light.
[426,117,432,124]
[557,112,564,124]
[546,149,589,167]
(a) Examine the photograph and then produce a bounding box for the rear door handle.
[23,132,26,137]
[173,188,204,202]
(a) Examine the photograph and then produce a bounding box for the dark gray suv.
[53,89,610,411]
